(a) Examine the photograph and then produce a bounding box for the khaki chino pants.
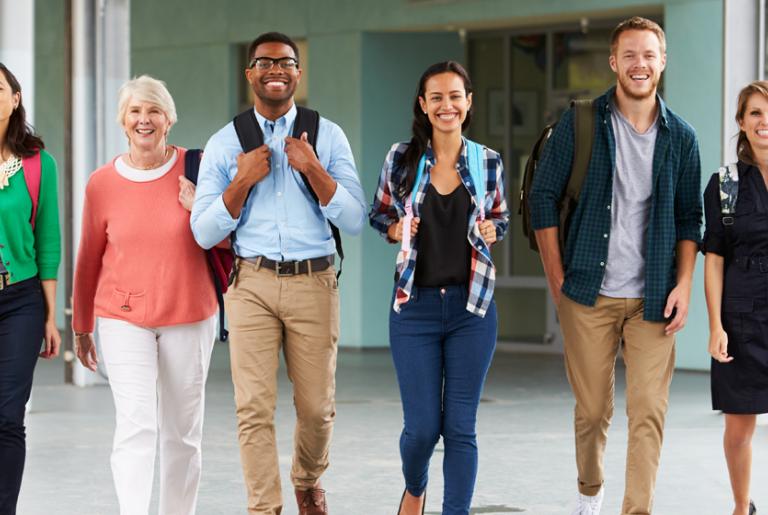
[225,260,340,515]
[558,295,675,515]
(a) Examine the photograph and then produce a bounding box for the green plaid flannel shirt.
[529,87,702,321]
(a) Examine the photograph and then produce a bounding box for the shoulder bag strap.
[21,152,42,230]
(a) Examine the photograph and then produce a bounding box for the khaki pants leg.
[280,267,340,489]
[620,299,675,515]
[226,263,284,515]
[558,295,624,496]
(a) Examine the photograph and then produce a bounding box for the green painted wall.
[35,0,727,367]
[664,0,724,370]
[308,32,364,347]
[34,0,67,328]
[359,32,465,347]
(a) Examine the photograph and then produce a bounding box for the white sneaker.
[570,488,604,515]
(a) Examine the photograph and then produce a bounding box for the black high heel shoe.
[397,489,406,515]
[750,500,757,515]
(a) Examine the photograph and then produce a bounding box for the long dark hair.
[0,63,45,158]
[395,61,473,198]
[735,80,768,166]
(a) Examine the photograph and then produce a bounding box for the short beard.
[617,73,659,101]
[252,83,295,108]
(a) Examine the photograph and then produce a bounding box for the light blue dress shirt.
[191,104,366,261]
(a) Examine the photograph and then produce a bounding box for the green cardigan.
[0,150,61,282]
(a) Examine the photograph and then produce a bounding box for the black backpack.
[232,106,344,278]
[519,99,595,253]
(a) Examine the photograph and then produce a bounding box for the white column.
[722,0,761,162]
[96,0,131,164]
[0,0,35,123]
[71,0,131,386]
[72,0,101,386]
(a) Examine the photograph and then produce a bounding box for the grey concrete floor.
[17,344,768,515]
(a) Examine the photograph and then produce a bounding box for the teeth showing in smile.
[630,74,649,80]
[266,81,286,88]
[757,129,768,137]
[136,128,154,134]
[437,113,458,120]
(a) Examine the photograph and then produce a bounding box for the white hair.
[116,75,177,126]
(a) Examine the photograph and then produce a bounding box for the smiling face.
[245,41,301,109]
[418,72,472,136]
[738,92,768,157]
[122,100,171,153]
[609,29,666,101]
[0,69,20,136]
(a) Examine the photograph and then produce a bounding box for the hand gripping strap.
[231,107,344,278]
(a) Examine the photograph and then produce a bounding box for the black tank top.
[414,183,472,287]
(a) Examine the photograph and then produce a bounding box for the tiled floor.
[18,345,767,514]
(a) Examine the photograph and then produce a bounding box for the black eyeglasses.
[248,56,299,71]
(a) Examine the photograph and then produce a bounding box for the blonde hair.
[116,75,177,126]
[610,16,666,55]
[735,81,768,165]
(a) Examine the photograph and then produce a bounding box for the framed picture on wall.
[511,91,538,136]
[487,89,505,137]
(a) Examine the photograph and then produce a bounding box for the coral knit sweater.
[72,147,217,333]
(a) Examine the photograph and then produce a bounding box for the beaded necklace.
[0,155,22,190]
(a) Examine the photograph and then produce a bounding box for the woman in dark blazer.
[703,80,768,515]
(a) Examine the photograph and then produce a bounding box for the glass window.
[764,0,768,78]
[466,19,663,345]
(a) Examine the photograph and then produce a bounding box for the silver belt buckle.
[276,261,298,277]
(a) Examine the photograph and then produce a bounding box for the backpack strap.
[294,106,320,149]
[233,109,265,152]
[184,148,203,184]
[465,139,486,221]
[293,107,345,278]
[21,152,42,231]
[719,163,739,225]
[401,154,428,253]
[231,109,265,257]
[208,253,229,343]
[565,99,595,202]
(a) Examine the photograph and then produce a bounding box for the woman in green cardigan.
[0,62,61,514]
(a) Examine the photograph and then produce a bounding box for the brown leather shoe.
[295,487,328,515]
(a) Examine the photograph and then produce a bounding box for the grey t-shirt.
[599,102,659,298]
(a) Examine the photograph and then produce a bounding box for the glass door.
[468,19,653,350]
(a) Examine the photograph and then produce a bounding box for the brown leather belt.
[239,255,334,276]
[0,273,9,291]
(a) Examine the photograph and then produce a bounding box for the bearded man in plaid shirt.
[530,17,701,515]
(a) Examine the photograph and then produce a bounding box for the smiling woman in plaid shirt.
[369,61,509,515]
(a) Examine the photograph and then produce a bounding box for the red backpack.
[184,149,232,342]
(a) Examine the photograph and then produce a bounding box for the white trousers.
[98,315,217,515]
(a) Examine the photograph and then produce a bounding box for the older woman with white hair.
[72,75,217,515]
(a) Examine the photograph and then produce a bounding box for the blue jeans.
[389,285,497,515]
[0,277,44,515]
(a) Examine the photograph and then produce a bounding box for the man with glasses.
[191,32,366,515]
